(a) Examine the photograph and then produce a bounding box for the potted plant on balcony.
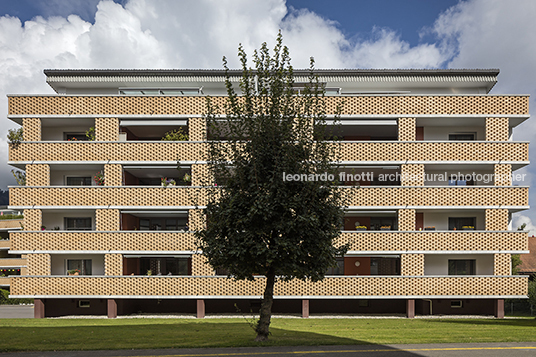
[68,269,80,276]
[182,173,192,185]
[161,177,176,187]
[355,225,367,231]
[93,171,105,186]
[424,226,436,231]
[380,225,391,231]
[462,225,475,230]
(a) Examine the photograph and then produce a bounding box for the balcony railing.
[8,95,529,116]
[10,275,527,298]
[9,186,528,208]
[0,277,10,286]
[9,230,527,253]
[9,141,529,163]
[0,258,27,268]
[0,220,23,229]
[10,231,196,252]
[337,230,527,252]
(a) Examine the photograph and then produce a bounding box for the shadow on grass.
[0,321,421,355]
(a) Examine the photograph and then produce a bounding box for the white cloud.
[1,0,535,239]
[432,0,536,236]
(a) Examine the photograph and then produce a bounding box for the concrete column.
[107,299,117,318]
[302,299,309,318]
[406,299,415,318]
[196,299,205,318]
[34,298,45,318]
[495,299,505,319]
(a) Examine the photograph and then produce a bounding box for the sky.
[0,0,535,233]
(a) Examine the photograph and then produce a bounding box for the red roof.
[519,236,536,274]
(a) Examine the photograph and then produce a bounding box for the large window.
[139,257,190,275]
[371,257,400,275]
[448,217,476,230]
[64,132,89,141]
[67,259,92,275]
[66,177,92,186]
[448,260,476,275]
[326,257,344,275]
[65,217,92,230]
[139,217,188,231]
[448,175,474,186]
[449,133,476,141]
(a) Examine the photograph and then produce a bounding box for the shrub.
[161,128,188,141]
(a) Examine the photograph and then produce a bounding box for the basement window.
[78,300,90,308]
[451,300,463,308]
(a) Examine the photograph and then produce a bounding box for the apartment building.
[6,69,529,318]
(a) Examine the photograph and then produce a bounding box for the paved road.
[1,343,535,357]
[0,305,33,318]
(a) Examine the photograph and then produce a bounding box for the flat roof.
[44,68,500,77]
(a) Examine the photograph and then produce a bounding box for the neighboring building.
[0,208,24,289]
[7,69,530,318]
[518,236,536,277]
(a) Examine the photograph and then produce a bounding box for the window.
[139,257,190,275]
[326,257,344,275]
[448,260,476,275]
[370,257,400,275]
[65,217,92,230]
[448,217,476,230]
[64,133,89,141]
[448,175,474,186]
[451,300,463,308]
[139,218,188,231]
[78,300,91,308]
[449,133,475,141]
[66,177,92,186]
[67,259,92,275]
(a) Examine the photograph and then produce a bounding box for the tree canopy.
[196,32,348,341]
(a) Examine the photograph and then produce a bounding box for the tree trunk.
[255,271,276,341]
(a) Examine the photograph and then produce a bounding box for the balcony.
[10,275,527,298]
[8,95,529,116]
[0,220,23,230]
[9,141,529,163]
[9,186,207,208]
[9,186,528,208]
[10,231,196,252]
[0,276,10,286]
[0,240,10,250]
[0,258,27,268]
[10,230,525,254]
[337,230,527,252]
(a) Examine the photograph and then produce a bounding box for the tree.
[528,278,536,314]
[196,33,348,341]
[512,223,528,274]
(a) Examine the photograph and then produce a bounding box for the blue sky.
[0,0,535,233]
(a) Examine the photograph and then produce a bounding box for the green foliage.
[11,170,25,186]
[7,128,23,146]
[512,254,522,274]
[0,289,33,305]
[161,128,188,141]
[197,32,347,340]
[85,127,95,141]
[0,214,23,220]
[528,278,536,308]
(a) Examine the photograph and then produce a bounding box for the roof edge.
[44,68,501,78]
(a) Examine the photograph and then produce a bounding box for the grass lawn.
[0,317,535,352]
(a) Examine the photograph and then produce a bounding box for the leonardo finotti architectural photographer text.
[282,171,527,183]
